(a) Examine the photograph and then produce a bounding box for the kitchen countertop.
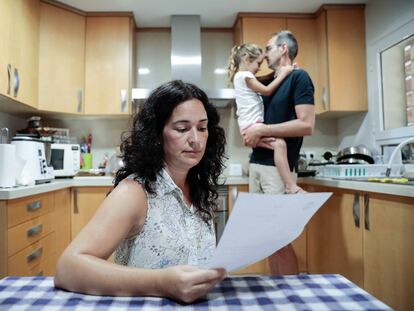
[3,175,411,200]
[299,176,414,198]
[0,175,250,200]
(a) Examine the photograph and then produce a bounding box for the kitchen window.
[373,17,414,147]
[380,33,414,130]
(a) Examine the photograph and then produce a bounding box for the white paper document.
[206,192,332,272]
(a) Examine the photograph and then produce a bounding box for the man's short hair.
[274,30,298,61]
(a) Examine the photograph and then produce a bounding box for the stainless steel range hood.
[132,15,235,106]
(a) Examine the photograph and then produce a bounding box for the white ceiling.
[58,0,368,28]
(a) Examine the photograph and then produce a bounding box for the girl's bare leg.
[259,138,306,194]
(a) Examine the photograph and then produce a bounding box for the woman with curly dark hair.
[55,80,227,303]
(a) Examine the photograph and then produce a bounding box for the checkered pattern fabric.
[0,274,392,310]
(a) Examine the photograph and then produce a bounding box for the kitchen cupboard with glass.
[0,189,71,278]
[301,183,414,311]
[0,0,40,109]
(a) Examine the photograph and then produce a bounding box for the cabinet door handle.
[352,193,360,228]
[27,200,41,212]
[7,64,11,95]
[74,188,79,214]
[77,89,83,113]
[364,194,370,230]
[27,247,43,263]
[120,89,127,113]
[13,67,19,97]
[231,186,238,205]
[321,87,328,111]
[27,224,43,237]
[37,271,44,276]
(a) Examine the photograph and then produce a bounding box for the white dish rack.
[319,164,403,179]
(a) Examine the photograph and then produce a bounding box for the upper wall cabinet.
[38,3,86,114]
[233,6,368,118]
[233,15,286,77]
[84,16,135,115]
[233,15,320,105]
[0,0,39,108]
[316,6,367,116]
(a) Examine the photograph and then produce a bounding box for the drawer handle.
[26,200,41,212]
[27,247,43,263]
[37,271,44,276]
[27,224,43,237]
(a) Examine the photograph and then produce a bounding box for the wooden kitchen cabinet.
[0,1,12,97]
[0,189,71,278]
[233,14,319,95]
[84,16,135,115]
[71,187,111,239]
[232,5,367,117]
[54,189,72,260]
[303,182,414,310]
[233,15,286,77]
[287,18,320,110]
[0,0,39,108]
[315,6,367,116]
[38,2,86,114]
[305,184,364,287]
[363,192,414,311]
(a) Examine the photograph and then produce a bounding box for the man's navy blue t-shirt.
[250,69,314,171]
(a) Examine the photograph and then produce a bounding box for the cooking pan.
[336,145,374,164]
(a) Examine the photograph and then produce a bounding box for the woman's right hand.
[160,265,226,303]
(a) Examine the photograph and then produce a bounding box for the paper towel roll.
[0,144,17,188]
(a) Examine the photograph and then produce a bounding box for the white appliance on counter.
[11,136,54,184]
[50,143,80,177]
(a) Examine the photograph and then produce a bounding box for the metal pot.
[336,145,374,164]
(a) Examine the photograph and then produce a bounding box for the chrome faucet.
[385,137,414,177]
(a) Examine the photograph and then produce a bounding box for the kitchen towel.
[0,144,17,187]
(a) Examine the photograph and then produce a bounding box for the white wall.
[219,105,339,174]
[44,117,131,168]
[0,112,27,142]
[136,31,171,89]
[337,0,414,153]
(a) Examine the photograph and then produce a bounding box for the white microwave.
[50,143,81,177]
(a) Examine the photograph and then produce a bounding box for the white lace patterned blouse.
[114,169,216,269]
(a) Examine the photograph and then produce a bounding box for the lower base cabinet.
[302,183,414,311]
[71,187,114,262]
[0,189,71,278]
[305,185,364,286]
[363,193,414,311]
[71,187,112,239]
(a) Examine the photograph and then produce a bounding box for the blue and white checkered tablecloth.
[0,274,392,310]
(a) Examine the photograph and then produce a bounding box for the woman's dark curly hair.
[114,80,227,223]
